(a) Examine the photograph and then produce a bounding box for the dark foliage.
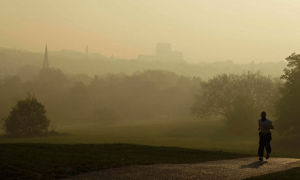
[4,97,50,137]
[277,53,300,134]
[0,69,199,129]
[191,72,279,136]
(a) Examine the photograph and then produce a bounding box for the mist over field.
[1,0,300,155]
[0,44,290,153]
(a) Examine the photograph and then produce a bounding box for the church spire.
[43,44,49,69]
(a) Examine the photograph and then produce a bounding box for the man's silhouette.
[258,111,274,161]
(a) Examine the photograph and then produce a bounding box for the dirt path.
[65,157,300,180]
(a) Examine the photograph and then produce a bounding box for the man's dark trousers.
[258,132,272,157]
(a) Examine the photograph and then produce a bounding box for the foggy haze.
[3,1,300,179]
[1,0,300,63]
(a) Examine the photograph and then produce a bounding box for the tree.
[191,72,279,135]
[4,96,50,137]
[277,53,300,134]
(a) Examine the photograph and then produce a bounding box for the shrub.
[4,97,50,137]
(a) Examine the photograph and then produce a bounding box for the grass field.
[1,121,298,179]
[1,121,294,156]
[0,121,259,153]
[0,143,249,179]
[247,167,300,180]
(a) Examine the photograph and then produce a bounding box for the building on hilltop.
[156,43,172,56]
[138,43,184,62]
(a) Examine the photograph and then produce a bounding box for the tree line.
[0,69,199,135]
[1,53,299,140]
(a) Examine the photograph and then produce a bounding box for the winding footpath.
[65,157,300,180]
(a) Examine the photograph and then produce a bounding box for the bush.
[4,97,50,137]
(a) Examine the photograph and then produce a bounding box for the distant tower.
[86,45,89,54]
[85,45,89,59]
[43,44,49,69]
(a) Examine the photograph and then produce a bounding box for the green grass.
[1,121,298,179]
[246,167,300,180]
[0,121,259,154]
[0,143,249,180]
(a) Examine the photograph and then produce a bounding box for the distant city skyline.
[0,43,287,65]
[1,0,299,63]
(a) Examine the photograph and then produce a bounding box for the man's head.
[261,111,267,120]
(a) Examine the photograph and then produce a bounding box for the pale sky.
[1,0,300,62]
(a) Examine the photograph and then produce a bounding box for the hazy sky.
[1,0,300,63]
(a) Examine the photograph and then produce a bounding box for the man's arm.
[258,120,261,131]
[270,121,274,129]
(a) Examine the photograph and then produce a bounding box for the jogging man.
[258,111,274,161]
